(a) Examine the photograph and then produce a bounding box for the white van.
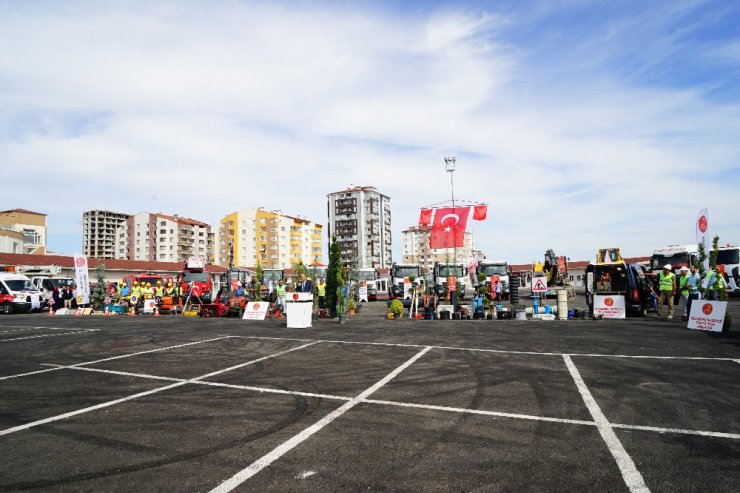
[0,273,44,314]
[30,276,76,304]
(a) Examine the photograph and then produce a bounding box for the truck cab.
[650,245,698,273]
[388,263,423,299]
[180,256,212,303]
[356,268,379,300]
[432,263,468,300]
[716,245,740,294]
[474,261,510,299]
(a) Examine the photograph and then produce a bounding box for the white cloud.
[0,1,738,263]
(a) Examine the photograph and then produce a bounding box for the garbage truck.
[388,263,423,300]
[473,260,510,299]
[432,262,468,300]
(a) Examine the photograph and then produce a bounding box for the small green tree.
[326,236,342,316]
[711,235,729,302]
[256,261,264,284]
[292,260,309,284]
[90,261,107,310]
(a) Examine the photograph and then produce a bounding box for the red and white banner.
[687,300,726,332]
[73,253,90,305]
[696,209,709,270]
[429,206,470,249]
[594,295,626,319]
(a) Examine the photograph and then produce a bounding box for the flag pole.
[444,156,457,264]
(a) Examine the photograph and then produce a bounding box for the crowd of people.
[647,264,727,320]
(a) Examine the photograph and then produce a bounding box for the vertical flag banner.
[418,208,433,226]
[430,206,470,249]
[696,209,709,270]
[472,204,488,221]
[73,254,91,305]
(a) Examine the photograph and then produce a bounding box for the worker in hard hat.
[155,281,164,298]
[657,264,676,319]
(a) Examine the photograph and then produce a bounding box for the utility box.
[286,292,313,328]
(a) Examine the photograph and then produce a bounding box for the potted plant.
[347,298,357,315]
[389,298,404,319]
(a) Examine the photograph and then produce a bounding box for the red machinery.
[180,256,213,303]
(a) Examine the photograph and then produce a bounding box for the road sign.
[532,277,548,293]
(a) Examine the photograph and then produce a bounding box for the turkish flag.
[430,207,469,249]
[472,204,488,221]
[419,208,433,225]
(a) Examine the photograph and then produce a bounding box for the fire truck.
[180,256,213,303]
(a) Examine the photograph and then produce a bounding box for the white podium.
[286,292,313,328]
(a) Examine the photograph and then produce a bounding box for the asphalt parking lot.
[1,300,739,492]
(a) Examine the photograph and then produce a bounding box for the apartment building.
[401,225,474,268]
[0,209,47,254]
[326,186,392,268]
[114,212,211,263]
[82,210,131,259]
[215,208,322,269]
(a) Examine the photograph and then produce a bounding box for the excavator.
[533,249,569,288]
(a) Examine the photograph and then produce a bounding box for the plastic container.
[515,310,527,320]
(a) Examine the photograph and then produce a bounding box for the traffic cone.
[48,307,54,317]
[154,307,160,317]
[129,306,135,317]
[105,307,109,316]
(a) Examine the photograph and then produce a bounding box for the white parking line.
[611,423,740,440]
[0,336,231,381]
[364,399,596,426]
[563,355,649,493]
[0,330,99,343]
[228,334,735,362]
[209,346,433,493]
[0,342,319,437]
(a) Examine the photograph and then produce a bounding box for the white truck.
[473,260,510,299]
[13,265,76,307]
[0,272,44,314]
[388,263,424,300]
[716,245,740,294]
[650,245,698,273]
[356,268,379,300]
[432,262,468,300]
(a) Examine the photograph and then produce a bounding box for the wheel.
[1,302,12,315]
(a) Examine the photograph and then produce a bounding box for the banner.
[429,206,470,249]
[73,254,90,305]
[696,209,709,270]
[687,300,726,332]
[403,278,411,300]
[594,295,626,319]
[242,302,269,320]
[358,281,368,302]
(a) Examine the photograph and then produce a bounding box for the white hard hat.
[679,266,689,272]
[663,264,672,270]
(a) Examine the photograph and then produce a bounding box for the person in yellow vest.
[677,266,690,320]
[131,281,141,300]
[657,264,676,319]
[317,278,326,310]
[165,282,176,297]
[705,266,726,301]
[143,282,153,299]
[275,279,287,308]
[154,281,164,298]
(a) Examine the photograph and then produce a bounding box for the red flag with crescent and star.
[429,206,470,249]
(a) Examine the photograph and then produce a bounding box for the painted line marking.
[47,362,351,403]
[364,399,595,426]
[209,346,433,493]
[563,355,649,493]
[0,342,319,437]
[0,330,99,343]
[610,423,740,440]
[31,362,740,441]
[0,335,231,381]
[227,335,735,361]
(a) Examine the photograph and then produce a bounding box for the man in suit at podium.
[296,273,314,294]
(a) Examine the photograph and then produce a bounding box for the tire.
[1,302,12,315]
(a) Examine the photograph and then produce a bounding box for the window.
[160,221,166,226]
[170,229,174,234]
[160,229,166,234]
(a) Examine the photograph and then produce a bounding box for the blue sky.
[1,0,738,263]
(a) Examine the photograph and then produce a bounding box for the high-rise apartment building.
[0,209,47,254]
[401,225,474,269]
[82,210,131,259]
[114,212,211,263]
[215,208,322,269]
[326,186,391,268]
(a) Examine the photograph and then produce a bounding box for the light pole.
[444,156,457,264]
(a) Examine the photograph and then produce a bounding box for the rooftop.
[0,208,47,216]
